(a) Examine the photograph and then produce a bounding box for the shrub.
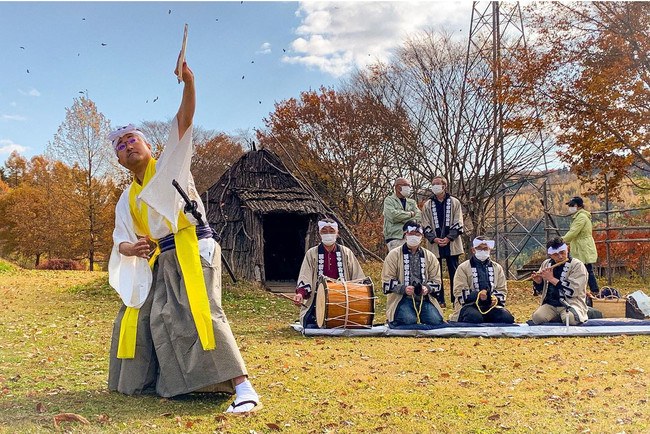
[0,259,15,273]
[36,258,85,270]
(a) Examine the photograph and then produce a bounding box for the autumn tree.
[257,87,410,234]
[352,30,547,239]
[192,133,244,194]
[519,2,650,195]
[46,96,115,270]
[3,151,28,188]
[0,156,92,266]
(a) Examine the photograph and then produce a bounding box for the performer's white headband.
[473,238,495,249]
[318,221,338,232]
[405,225,423,234]
[108,124,147,153]
[548,244,568,254]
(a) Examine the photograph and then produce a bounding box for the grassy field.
[1,260,649,433]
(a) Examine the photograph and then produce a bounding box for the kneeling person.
[450,237,514,323]
[293,219,365,327]
[382,221,444,327]
[531,237,588,325]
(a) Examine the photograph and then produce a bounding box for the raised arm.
[174,60,195,141]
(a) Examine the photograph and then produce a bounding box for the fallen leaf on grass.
[36,402,46,413]
[266,422,282,431]
[488,413,500,421]
[53,413,90,427]
[440,373,450,378]
[97,414,111,422]
[215,415,228,422]
[161,412,172,417]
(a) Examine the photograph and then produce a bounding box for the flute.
[524,259,569,281]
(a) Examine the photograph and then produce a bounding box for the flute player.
[531,237,589,325]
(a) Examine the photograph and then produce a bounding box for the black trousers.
[585,263,599,294]
[458,304,515,324]
[435,255,459,306]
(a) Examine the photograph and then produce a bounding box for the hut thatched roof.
[201,149,371,261]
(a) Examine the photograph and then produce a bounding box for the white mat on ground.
[290,319,650,338]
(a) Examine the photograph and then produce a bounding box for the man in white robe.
[293,219,365,327]
[107,59,260,413]
[531,237,588,325]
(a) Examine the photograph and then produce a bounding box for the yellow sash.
[117,159,215,359]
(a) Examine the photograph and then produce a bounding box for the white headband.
[473,238,495,249]
[547,244,568,254]
[108,124,147,152]
[405,225,423,234]
[318,221,338,231]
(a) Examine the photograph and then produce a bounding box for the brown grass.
[0,262,649,433]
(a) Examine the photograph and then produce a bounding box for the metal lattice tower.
[461,1,554,277]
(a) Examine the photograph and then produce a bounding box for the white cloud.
[2,114,26,121]
[285,1,471,77]
[18,88,41,97]
[0,139,28,155]
[256,42,272,54]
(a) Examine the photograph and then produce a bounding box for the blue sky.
[1,1,470,160]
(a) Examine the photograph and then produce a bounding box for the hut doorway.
[263,213,309,289]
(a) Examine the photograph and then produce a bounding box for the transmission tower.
[461,1,554,278]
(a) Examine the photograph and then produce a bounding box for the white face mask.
[474,250,490,262]
[432,185,444,195]
[400,186,411,197]
[568,206,578,214]
[406,235,422,247]
[320,233,337,246]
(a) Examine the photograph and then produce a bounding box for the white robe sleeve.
[138,116,194,233]
[107,188,153,308]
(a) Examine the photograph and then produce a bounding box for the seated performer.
[293,218,365,327]
[107,59,260,413]
[449,236,514,323]
[531,237,588,325]
[381,221,444,327]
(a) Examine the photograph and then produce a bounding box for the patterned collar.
[401,243,426,286]
[431,194,451,230]
[317,244,344,279]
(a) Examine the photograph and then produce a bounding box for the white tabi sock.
[226,380,259,413]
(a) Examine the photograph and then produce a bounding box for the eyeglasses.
[115,137,137,152]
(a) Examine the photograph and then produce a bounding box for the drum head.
[315,278,327,328]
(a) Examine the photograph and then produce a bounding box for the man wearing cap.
[293,218,365,327]
[422,175,464,308]
[383,178,422,253]
[449,236,514,323]
[107,60,260,413]
[564,196,599,294]
[531,236,588,325]
[381,221,444,327]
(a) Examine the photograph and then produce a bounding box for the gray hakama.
[108,245,247,398]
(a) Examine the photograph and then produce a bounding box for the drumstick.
[273,292,307,308]
[523,259,569,281]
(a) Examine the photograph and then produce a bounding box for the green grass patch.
[0,258,16,273]
[1,263,649,433]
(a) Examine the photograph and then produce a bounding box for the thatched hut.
[201,149,369,291]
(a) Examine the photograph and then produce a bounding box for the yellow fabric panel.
[116,307,139,359]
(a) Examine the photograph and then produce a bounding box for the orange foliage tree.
[257,87,410,252]
[517,2,650,194]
